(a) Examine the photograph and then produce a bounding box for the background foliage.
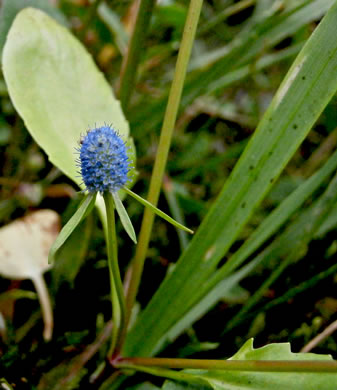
[1,0,337,389]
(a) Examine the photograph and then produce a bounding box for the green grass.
[1,0,337,388]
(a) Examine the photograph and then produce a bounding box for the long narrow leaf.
[124,187,193,234]
[48,194,96,264]
[216,147,337,277]
[225,168,337,331]
[124,1,337,357]
[112,192,137,244]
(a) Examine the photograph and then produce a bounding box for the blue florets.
[78,125,131,194]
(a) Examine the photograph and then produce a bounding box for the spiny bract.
[78,125,131,193]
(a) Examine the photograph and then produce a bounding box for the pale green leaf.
[112,192,137,244]
[48,194,96,264]
[2,8,130,189]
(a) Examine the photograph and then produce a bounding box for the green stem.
[103,192,126,356]
[117,357,337,373]
[122,0,203,350]
[117,0,156,112]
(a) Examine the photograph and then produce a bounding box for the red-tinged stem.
[116,356,337,373]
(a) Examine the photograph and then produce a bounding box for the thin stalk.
[301,318,337,353]
[103,192,126,356]
[117,0,156,112]
[31,274,53,341]
[117,357,337,373]
[123,0,203,349]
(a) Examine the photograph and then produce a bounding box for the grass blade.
[124,1,337,357]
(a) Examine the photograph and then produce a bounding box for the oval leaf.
[2,7,130,188]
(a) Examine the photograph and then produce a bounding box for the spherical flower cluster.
[78,125,131,194]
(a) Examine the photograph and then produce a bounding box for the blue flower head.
[78,125,132,194]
